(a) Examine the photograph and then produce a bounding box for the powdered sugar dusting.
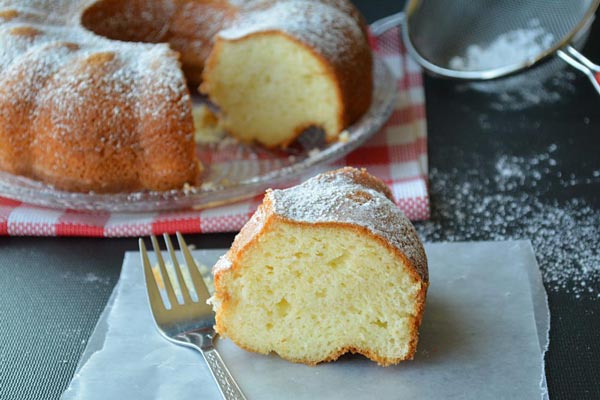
[451,17,579,111]
[416,147,599,298]
[0,1,189,121]
[449,19,555,71]
[270,169,428,281]
[219,1,363,63]
[0,0,193,174]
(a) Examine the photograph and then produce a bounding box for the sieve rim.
[402,0,600,79]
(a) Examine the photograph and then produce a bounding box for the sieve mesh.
[405,0,599,77]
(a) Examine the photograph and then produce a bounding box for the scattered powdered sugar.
[493,150,558,191]
[415,145,599,298]
[62,271,111,285]
[83,272,110,285]
[449,19,555,71]
[495,155,527,189]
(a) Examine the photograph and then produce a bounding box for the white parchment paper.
[62,240,549,399]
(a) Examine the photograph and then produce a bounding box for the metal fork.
[139,232,246,400]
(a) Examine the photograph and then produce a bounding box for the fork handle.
[201,348,247,400]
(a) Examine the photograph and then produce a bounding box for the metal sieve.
[400,0,600,94]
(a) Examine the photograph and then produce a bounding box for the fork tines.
[139,232,211,311]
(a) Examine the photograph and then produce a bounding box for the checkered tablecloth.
[0,18,428,237]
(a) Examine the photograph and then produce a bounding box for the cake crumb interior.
[203,34,341,147]
[216,221,423,365]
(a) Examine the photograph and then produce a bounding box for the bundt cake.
[0,0,372,193]
[209,167,428,366]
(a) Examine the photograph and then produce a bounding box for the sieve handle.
[557,46,600,96]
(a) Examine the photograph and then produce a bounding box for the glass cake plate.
[0,56,396,212]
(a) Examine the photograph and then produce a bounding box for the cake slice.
[210,167,428,366]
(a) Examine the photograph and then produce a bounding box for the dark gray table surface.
[1,2,599,399]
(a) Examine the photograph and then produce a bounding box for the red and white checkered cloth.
[0,23,428,237]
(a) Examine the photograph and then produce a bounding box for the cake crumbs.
[338,130,350,143]
[308,148,321,158]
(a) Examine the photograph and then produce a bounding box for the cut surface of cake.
[210,167,428,366]
[201,1,372,148]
